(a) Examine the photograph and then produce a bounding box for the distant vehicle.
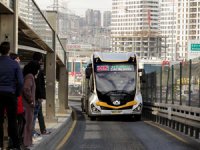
[69,84,82,96]
[81,52,143,120]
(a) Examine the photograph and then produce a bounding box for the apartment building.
[103,11,111,27]
[177,0,200,60]
[111,0,160,59]
[160,0,177,60]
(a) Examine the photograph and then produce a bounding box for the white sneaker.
[32,134,42,143]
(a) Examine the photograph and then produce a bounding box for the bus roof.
[93,52,136,62]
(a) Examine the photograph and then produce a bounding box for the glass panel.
[191,59,200,107]
[141,57,200,108]
[182,60,190,106]
[156,70,161,103]
[174,63,181,105]
[162,66,169,103]
[167,67,172,104]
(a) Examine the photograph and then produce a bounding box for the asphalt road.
[60,101,200,150]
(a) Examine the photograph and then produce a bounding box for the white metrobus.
[81,52,143,120]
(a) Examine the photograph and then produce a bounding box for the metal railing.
[142,57,200,139]
[142,58,200,107]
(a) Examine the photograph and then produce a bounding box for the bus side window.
[89,75,94,92]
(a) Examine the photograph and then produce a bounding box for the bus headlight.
[133,104,142,112]
[91,104,101,113]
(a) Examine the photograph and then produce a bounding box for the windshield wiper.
[102,90,133,96]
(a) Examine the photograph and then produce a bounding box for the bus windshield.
[95,63,136,94]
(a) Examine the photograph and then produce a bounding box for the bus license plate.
[111,110,122,114]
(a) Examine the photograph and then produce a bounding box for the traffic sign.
[191,44,200,51]
[188,40,200,59]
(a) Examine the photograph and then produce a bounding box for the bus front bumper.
[89,107,142,116]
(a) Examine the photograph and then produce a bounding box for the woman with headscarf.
[22,61,40,149]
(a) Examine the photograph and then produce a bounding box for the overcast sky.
[35,0,112,16]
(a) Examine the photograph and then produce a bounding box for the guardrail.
[142,57,200,140]
[143,102,200,139]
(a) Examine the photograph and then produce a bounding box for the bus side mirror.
[138,69,143,73]
[85,67,92,79]
[140,76,146,83]
[138,69,146,83]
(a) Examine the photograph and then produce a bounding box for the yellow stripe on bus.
[96,100,137,109]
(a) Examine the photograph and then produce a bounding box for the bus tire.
[134,114,141,121]
[89,116,96,121]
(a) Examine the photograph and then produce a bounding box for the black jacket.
[35,70,46,100]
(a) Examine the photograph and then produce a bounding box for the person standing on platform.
[22,61,40,148]
[9,53,26,148]
[0,42,23,150]
[32,52,50,138]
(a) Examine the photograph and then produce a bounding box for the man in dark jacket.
[0,42,23,149]
[32,52,50,136]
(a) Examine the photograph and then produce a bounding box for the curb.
[68,96,81,101]
[32,109,73,150]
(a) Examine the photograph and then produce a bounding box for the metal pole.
[180,62,182,105]
[155,72,157,102]
[199,77,200,107]
[151,73,153,102]
[166,66,170,103]
[188,59,192,106]
[160,66,163,103]
[165,36,167,60]
[157,37,159,58]
[172,65,174,104]
[146,75,148,102]
[135,37,136,53]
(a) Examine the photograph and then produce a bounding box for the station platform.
[30,100,73,150]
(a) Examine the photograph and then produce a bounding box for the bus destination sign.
[96,64,134,72]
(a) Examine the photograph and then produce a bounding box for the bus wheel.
[90,116,96,121]
[134,114,141,121]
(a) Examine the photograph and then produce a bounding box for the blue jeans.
[32,102,41,135]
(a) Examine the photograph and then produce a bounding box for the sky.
[35,0,112,16]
